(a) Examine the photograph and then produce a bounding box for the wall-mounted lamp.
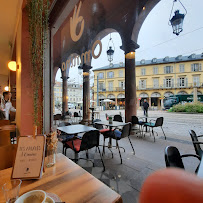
[4,86,9,91]
[8,61,19,71]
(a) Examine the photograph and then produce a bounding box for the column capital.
[61,76,69,80]
[120,40,139,54]
[78,64,92,72]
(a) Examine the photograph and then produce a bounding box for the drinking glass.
[2,179,22,203]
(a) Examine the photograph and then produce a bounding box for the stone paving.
[56,110,203,203]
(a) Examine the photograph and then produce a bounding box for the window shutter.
[163,79,166,88]
[172,78,174,87]
[139,80,141,89]
[191,64,193,72]
[177,78,180,87]
[199,63,202,71]
[197,76,200,86]
[144,80,146,88]
[164,67,166,74]
[185,78,188,87]
[171,66,173,73]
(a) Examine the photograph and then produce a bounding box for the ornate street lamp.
[106,34,115,65]
[169,0,187,36]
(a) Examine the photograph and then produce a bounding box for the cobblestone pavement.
[56,109,203,203]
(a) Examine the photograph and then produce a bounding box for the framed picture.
[12,135,46,179]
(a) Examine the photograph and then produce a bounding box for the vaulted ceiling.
[0,0,22,76]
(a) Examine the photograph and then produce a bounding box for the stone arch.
[177,91,188,95]
[107,94,115,99]
[139,92,148,98]
[117,94,125,99]
[164,91,174,97]
[151,92,161,98]
[98,94,105,99]
[53,67,62,84]
[131,0,160,43]
[191,90,202,95]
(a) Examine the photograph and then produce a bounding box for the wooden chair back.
[0,144,17,170]
[0,120,10,127]
[0,130,11,146]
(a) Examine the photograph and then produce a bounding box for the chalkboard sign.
[12,135,46,179]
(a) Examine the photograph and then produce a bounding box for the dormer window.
[141,59,145,64]
[164,56,169,62]
[189,54,196,59]
[152,58,157,63]
[176,55,182,60]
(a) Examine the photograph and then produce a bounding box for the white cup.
[15,190,54,203]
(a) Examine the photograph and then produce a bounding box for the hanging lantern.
[106,34,115,63]
[169,0,187,36]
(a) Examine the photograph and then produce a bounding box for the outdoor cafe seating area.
[0,112,203,202]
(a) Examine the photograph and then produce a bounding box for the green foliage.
[27,0,49,127]
[169,102,203,113]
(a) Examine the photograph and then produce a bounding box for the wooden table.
[0,125,16,132]
[0,153,122,203]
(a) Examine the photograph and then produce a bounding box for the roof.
[93,53,203,71]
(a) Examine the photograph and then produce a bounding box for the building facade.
[54,81,83,106]
[93,54,203,109]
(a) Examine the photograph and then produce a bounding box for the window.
[179,64,185,73]
[141,68,146,76]
[108,81,113,91]
[119,70,123,77]
[193,76,200,87]
[98,82,105,91]
[164,66,173,74]
[119,81,125,89]
[164,78,174,88]
[166,79,171,88]
[153,78,159,88]
[191,63,202,72]
[107,71,114,78]
[98,72,104,79]
[139,80,146,89]
[153,67,158,74]
[178,77,187,87]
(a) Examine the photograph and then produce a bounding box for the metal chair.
[131,116,145,137]
[102,122,135,164]
[65,130,105,171]
[73,112,82,123]
[57,122,74,154]
[143,117,166,142]
[53,114,62,125]
[189,130,203,158]
[165,146,200,172]
[113,114,123,122]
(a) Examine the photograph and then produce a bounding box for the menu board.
[12,135,46,179]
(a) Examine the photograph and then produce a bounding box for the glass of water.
[2,179,22,203]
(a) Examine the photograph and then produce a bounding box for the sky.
[56,0,203,84]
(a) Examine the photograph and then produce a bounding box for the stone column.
[149,97,151,107]
[62,75,68,117]
[121,41,139,122]
[161,99,164,109]
[80,64,92,123]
